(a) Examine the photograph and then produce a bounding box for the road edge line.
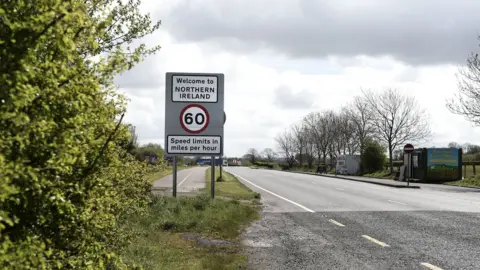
[227,170,315,213]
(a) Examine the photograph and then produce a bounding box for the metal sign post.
[172,156,177,197]
[403,144,415,187]
[407,153,410,187]
[164,72,225,198]
[211,156,215,199]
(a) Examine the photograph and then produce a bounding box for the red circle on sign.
[403,143,414,153]
[179,104,210,134]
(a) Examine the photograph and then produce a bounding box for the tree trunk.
[389,143,393,174]
[299,150,304,166]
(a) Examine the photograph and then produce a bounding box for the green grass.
[120,166,261,269]
[460,164,479,178]
[119,195,259,269]
[206,167,261,200]
[446,175,480,188]
[362,170,396,180]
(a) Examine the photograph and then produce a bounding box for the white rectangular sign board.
[167,135,221,154]
[172,76,218,103]
[164,72,225,156]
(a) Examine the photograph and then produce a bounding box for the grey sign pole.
[173,156,177,197]
[211,156,215,199]
[407,153,410,187]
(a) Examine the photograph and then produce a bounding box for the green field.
[460,164,479,178]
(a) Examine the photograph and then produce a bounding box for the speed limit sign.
[179,104,210,134]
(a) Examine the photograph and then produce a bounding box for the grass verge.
[119,195,259,269]
[120,166,261,269]
[206,167,261,201]
[362,171,396,180]
[445,175,480,188]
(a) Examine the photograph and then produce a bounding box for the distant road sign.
[404,143,415,153]
[180,104,210,134]
[164,72,224,156]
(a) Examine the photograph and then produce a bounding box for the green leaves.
[0,0,161,268]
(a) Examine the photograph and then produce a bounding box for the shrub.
[361,140,388,174]
[279,163,290,170]
[252,162,275,169]
[0,0,160,268]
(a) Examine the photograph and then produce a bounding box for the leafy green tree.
[135,143,164,161]
[0,0,160,268]
[361,140,387,174]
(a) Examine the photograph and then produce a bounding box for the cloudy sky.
[116,0,480,157]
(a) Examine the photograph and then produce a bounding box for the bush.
[361,140,387,174]
[279,163,290,170]
[252,162,275,169]
[0,0,160,268]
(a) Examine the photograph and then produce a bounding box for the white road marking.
[328,219,345,227]
[311,182,316,184]
[336,188,345,191]
[420,262,443,270]
[178,172,193,187]
[227,170,315,213]
[388,199,407,205]
[361,235,390,247]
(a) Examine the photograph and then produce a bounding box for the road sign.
[404,143,414,153]
[165,72,224,156]
[180,104,210,134]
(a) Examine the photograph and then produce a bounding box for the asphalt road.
[225,167,480,270]
[152,166,207,195]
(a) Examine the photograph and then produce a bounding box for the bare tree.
[447,47,480,125]
[291,123,308,166]
[262,148,277,162]
[303,127,317,168]
[303,112,331,164]
[244,148,260,163]
[336,110,358,155]
[363,88,431,173]
[324,111,339,167]
[275,129,296,168]
[448,142,461,148]
[346,95,375,153]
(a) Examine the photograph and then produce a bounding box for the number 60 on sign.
[179,104,210,134]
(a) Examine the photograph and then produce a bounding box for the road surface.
[152,166,207,195]
[225,167,480,270]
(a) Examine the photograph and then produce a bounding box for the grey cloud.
[163,0,480,66]
[274,86,314,109]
